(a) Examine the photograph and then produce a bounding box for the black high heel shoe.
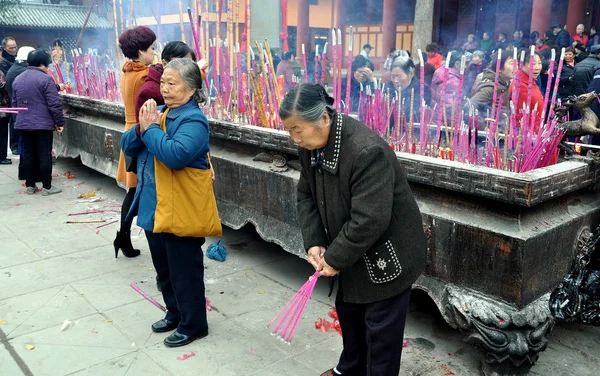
[113,230,141,258]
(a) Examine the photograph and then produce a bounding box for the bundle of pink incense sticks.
[268,271,320,343]
[0,107,27,114]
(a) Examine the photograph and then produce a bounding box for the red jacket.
[135,64,165,122]
[572,34,589,47]
[511,71,544,133]
[427,53,443,70]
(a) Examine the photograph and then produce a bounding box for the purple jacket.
[12,67,64,131]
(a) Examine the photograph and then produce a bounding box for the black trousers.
[335,284,411,376]
[9,115,19,151]
[20,130,53,189]
[145,231,208,336]
[0,115,9,159]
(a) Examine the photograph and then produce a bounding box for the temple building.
[0,0,112,51]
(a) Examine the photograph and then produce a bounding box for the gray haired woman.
[281,83,426,376]
[121,58,216,347]
[384,55,421,119]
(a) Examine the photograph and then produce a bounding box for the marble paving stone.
[0,345,25,376]
[70,265,159,313]
[0,245,133,300]
[0,286,64,337]
[3,285,98,338]
[145,319,286,376]
[12,345,136,376]
[206,268,338,357]
[0,226,42,269]
[123,351,174,376]
[10,315,137,376]
[5,220,111,257]
[248,358,317,376]
[65,350,174,376]
[10,314,136,348]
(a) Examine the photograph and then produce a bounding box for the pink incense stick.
[452,56,466,156]
[541,49,556,123]
[268,271,320,343]
[525,46,535,133]
[336,29,343,112]
[344,26,353,115]
[331,29,337,109]
[435,52,452,149]
[314,45,320,84]
[187,8,201,60]
[549,48,566,118]
[130,283,166,312]
[321,42,328,85]
[418,49,426,154]
[302,44,308,83]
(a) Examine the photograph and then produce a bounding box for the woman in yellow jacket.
[114,26,156,258]
[121,58,220,347]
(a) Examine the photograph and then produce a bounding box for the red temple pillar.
[382,0,397,56]
[297,0,310,56]
[566,0,586,34]
[530,0,552,35]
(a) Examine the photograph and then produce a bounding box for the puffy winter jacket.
[570,55,600,96]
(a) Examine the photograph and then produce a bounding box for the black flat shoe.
[0,158,12,165]
[151,319,180,333]
[164,330,208,347]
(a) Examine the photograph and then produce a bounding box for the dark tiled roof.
[0,4,112,29]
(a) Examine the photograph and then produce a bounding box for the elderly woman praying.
[121,58,220,348]
[281,83,426,376]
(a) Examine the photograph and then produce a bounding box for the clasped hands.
[307,246,339,277]
[139,99,163,132]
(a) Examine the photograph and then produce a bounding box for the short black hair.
[161,41,195,63]
[27,49,51,67]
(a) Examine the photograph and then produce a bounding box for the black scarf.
[2,49,15,64]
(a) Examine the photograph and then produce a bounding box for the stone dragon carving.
[442,286,554,376]
[555,92,600,138]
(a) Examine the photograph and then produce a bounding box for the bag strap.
[207,152,214,170]
[158,108,170,131]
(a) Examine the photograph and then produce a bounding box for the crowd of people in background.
[335,22,600,142]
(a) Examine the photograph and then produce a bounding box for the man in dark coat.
[5,46,34,156]
[570,44,600,96]
[586,67,600,145]
[552,24,571,48]
[281,83,427,376]
[0,37,17,75]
